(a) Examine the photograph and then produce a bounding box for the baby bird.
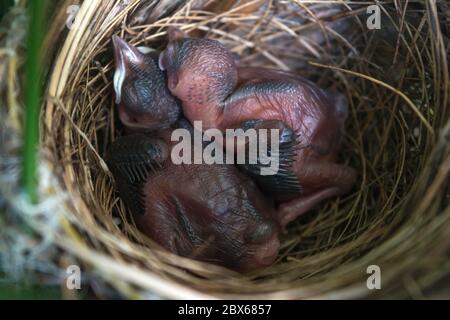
[159,28,357,228]
[106,36,280,272]
[112,35,180,130]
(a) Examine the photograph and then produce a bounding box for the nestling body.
[159,28,357,227]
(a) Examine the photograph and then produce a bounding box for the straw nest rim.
[2,0,449,299]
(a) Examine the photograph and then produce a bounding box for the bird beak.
[112,35,143,104]
[167,26,188,42]
[158,50,166,71]
[159,26,189,72]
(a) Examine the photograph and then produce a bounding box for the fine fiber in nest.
[0,0,449,299]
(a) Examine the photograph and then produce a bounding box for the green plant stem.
[23,0,45,203]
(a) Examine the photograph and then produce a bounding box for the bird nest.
[1,0,450,299]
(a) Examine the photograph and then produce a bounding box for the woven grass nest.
[2,0,450,299]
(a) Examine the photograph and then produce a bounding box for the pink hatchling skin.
[159,28,357,228]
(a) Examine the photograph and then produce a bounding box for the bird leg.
[277,161,356,230]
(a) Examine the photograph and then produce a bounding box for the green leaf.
[23,0,46,203]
